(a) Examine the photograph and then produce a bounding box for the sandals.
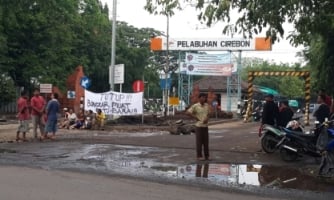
[16,137,28,142]
[39,135,56,141]
[39,136,45,141]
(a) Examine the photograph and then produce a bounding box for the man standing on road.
[16,90,30,142]
[261,94,279,126]
[186,93,211,161]
[30,88,46,139]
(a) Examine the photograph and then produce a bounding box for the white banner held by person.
[84,90,143,115]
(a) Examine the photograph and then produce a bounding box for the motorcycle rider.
[319,89,332,108]
[314,94,330,124]
[277,100,294,127]
[261,94,279,126]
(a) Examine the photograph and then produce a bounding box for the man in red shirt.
[16,90,30,142]
[30,88,46,139]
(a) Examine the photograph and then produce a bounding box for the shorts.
[17,120,29,133]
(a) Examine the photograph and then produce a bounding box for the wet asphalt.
[0,120,333,200]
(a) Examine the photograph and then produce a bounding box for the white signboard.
[84,90,143,115]
[163,38,255,51]
[40,83,52,93]
[114,64,124,84]
[185,53,233,76]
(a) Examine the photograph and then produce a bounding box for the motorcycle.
[252,105,263,122]
[279,120,334,162]
[260,124,287,153]
[260,117,304,154]
[316,120,334,177]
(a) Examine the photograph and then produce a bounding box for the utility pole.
[164,15,170,116]
[110,0,117,91]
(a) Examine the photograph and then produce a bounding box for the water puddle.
[176,164,334,193]
[1,142,334,195]
[69,144,334,194]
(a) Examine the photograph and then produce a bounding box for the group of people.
[261,94,294,128]
[59,108,105,130]
[16,88,106,142]
[262,90,334,129]
[186,90,334,163]
[16,89,60,141]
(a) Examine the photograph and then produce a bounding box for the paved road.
[0,120,332,200]
[0,166,284,200]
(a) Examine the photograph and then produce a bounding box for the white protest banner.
[84,90,143,115]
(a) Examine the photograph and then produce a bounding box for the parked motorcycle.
[260,117,304,154]
[279,120,334,162]
[316,120,334,177]
[260,124,287,153]
[252,105,263,122]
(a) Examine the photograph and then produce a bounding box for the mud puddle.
[1,143,334,195]
[66,144,334,194]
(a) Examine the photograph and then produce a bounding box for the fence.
[0,101,17,114]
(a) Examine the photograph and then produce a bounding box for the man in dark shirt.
[314,94,330,123]
[261,94,279,126]
[319,89,332,108]
[277,100,294,127]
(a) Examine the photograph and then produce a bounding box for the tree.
[303,34,334,95]
[75,0,112,92]
[241,61,305,98]
[0,0,164,98]
[0,73,16,104]
[144,0,334,95]
[1,0,81,91]
[278,76,304,99]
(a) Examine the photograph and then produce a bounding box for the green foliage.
[242,61,305,98]
[144,0,181,16]
[1,0,82,90]
[144,0,334,96]
[0,0,163,98]
[0,74,16,104]
[278,76,304,99]
[304,34,334,96]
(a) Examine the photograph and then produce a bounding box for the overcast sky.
[101,0,305,64]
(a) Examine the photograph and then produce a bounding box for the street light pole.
[164,15,170,116]
[110,0,117,91]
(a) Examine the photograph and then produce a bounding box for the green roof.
[257,86,279,95]
[289,100,299,107]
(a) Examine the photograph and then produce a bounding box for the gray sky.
[101,0,304,64]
